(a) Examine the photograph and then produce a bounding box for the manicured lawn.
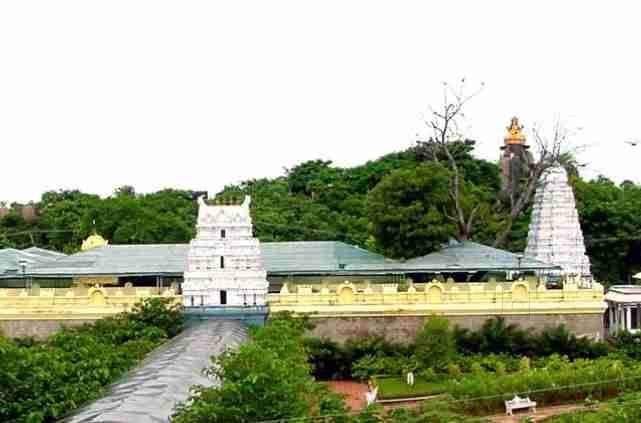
[373,376,447,399]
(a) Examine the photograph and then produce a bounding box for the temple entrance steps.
[183,305,268,326]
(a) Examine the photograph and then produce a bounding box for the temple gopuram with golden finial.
[500,117,534,206]
[0,149,609,342]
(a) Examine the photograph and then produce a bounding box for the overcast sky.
[1,1,639,203]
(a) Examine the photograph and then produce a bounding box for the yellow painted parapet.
[0,286,180,320]
[73,276,118,286]
[268,277,606,317]
[0,277,606,321]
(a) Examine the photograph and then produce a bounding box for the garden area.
[544,391,641,422]
[172,312,489,423]
[169,313,641,422]
[6,308,641,422]
[0,297,184,422]
[304,316,641,419]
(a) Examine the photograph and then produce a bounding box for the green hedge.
[373,376,447,400]
[372,354,641,415]
[447,355,641,415]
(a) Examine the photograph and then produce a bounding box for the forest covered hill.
[1,143,640,284]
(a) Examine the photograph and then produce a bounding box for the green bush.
[447,363,463,379]
[414,317,456,371]
[304,337,352,379]
[454,317,609,359]
[0,297,183,423]
[456,354,521,374]
[611,331,641,359]
[309,317,610,384]
[470,362,484,375]
[352,354,417,380]
[306,334,412,380]
[373,376,448,400]
[418,368,438,382]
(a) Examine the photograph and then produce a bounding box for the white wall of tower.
[525,166,592,278]
[182,195,269,307]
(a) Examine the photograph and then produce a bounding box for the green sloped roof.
[262,241,397,273]
[403,240,558,272]
[22,240,557,278]
[0,248,67,278]
[23,246,67,259]
[28,241,400,277]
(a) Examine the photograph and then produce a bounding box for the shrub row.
[307,317,609,381]
[446,355,641,415]
[454,318,609,359]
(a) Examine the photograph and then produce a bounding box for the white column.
[626,307,632,332]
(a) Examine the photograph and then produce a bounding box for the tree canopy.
[1,145,639,284]
[366,163,455,259]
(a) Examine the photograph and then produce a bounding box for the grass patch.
[373,376,447,399]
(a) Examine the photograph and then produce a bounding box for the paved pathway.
[327,380,369,411]
[375,395,588,421]
[488,403,587,422]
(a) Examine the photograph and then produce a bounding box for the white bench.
[505,395,537,416]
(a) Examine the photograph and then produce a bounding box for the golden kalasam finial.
[81,233,108,251]
[504,116,526,145]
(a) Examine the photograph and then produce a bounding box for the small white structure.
[182,196,268,308]
[605,285,641,335]
[365,386,378,405]
[505,395,537,416]
[406,371,415,386]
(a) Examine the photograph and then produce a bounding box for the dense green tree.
[1,143,639,283]
[37,191,101,252]
[574,176,641,283]
[366,163,456,258]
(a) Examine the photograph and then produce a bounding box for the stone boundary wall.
[0,319,96,339]
[0,286,181,339]
[309,313,604,344]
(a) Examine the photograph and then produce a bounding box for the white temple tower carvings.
[525,165,592,278]
[182,195,269,308]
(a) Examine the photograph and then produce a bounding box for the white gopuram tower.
[525,165,592,278]
[182,195,268,308]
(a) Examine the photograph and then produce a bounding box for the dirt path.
[378,397,588,421]
[327,380,369,411]
[488,403,587,422]
[326,383,589,421]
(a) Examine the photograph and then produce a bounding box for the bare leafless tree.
[417,80,581,245]
[493,119,580,248]
[415,79,484,240]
